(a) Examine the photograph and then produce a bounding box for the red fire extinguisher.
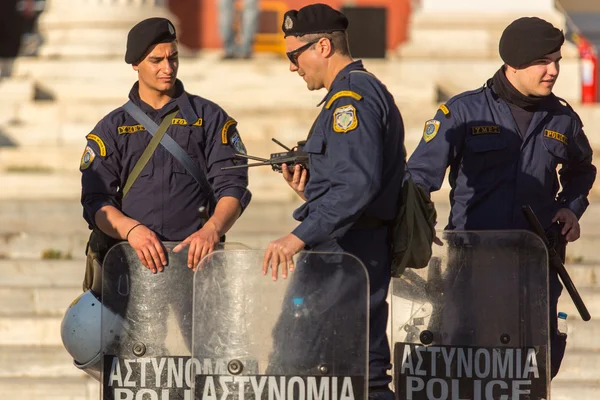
[576,35,598,104]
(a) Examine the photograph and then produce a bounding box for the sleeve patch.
[325,90,363,109]
[333,104,358,133]
[80,146,96,170]
[423,120,440,143]
[221,119,237,144]
[85,133,107,156]
[230,130,247,154]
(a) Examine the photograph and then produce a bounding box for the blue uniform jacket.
[80,80,251,241]
[292,61,406,247]
[408,83,596,230]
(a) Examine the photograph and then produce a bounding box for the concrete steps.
[551,381,600,400]
[0,377,97,400]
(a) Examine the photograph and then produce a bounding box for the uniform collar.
[487,75,560,113]
[317,60,365,107]
[129,79,199,124]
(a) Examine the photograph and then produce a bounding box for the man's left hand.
[173,221,221,269]
[262,234,305,281]
[552,208,580,242]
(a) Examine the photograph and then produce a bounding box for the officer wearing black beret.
[409,16,596,379]
[80,17,251,273]
[264,4,405,399]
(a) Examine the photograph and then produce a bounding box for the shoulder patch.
[325,91,363,110]
[423,120,440,143]
[439,104,450,117]
[333,104,358,133]
[85,133,107,156]
[221,119,237,144]
[80,146,96,170]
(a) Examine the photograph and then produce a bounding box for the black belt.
[352,215,391,230]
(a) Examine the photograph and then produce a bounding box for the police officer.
[80,17,251,272]
[408,17,596,378]
[262,5,405,399]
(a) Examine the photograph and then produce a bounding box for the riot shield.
[192,250,369,400]
[391,231,550,400]
[100,242,249,400]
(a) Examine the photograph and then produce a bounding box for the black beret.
[125,17,177,64]
[499,17,564,67]
[282,3,348,38]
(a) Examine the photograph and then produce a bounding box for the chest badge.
[333,104,358,133]
[471,125,501,135]
[544,129,568,145]
[423,120,440,142]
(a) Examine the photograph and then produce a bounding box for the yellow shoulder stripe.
[86,133,106,156]
[439,104,450,117]
[221,119,237,144]
[325,91,363,110]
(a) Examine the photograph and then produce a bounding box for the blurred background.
[0,0,599,399]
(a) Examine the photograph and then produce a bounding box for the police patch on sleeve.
[85,133,107,156]
[423,119,441,143]
[230,130,247,155]
[80,146,96,170]
[221,119,237,144]
[333,104,358,133]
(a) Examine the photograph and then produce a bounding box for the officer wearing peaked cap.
[80,17,251,275]
[408,17,596,378]
[263,4,405,399]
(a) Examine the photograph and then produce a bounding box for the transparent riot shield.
[392,231,550,400]
[100,242,249,400]
[192,250,369,400]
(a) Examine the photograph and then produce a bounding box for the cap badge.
[284,16,293,30]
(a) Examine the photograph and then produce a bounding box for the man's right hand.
[282,164,307,201]
[127,224,167,273]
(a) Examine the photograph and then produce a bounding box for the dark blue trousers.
[315,227,394,398]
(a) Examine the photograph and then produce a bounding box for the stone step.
[554,318,600,351]
[553,289,600,322]
[553,348,600,382]
[0,259,87,288]
[551,381,600,400]
[0,346,82,379]
[0,377,97,400]
[0,286,80,317]
[0,316,62,346]
[0,76,35,108]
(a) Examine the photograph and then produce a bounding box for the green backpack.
[390,175,437,276]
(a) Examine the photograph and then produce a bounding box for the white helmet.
[60,290,125,381]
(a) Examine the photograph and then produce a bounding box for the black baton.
[522,205,591,321]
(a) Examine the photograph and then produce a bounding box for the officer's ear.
[132,63,139,72]
[318,37,334,59]
[505,64,518,74]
